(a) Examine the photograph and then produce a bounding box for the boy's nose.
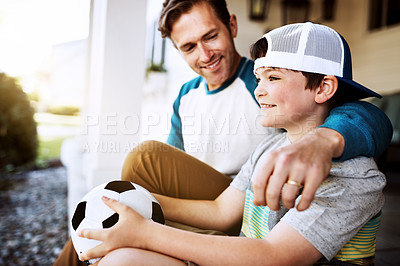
[255,84,267,99]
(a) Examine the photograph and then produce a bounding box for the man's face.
[170,2,240,91]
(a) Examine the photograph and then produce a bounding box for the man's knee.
[121,140,168,181]
[126,140,167,160]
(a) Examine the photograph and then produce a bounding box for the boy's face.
[254,67,318,132]
[170,2,240,91]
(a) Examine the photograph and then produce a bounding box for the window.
[369,0,400,30]
[147,20,166,73]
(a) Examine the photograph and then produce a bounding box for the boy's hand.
[77,196,149,262]
[252,128,344,211]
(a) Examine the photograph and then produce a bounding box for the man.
[54,1,392,265]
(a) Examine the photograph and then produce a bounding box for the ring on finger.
[286,179,302,188]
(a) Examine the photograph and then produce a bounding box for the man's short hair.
[158,0,231,39]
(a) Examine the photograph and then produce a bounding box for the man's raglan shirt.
[167,57,393,176]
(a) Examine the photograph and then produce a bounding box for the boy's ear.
[315,75,338,104]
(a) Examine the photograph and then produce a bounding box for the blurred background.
[0,0,399,264]
[0,0,399,175]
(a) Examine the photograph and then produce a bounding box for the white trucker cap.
[254,22,381,99]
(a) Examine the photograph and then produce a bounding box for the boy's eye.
[269,76,279,81]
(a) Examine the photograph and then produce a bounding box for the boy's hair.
[250,37,324,92]
[158,0,231,39]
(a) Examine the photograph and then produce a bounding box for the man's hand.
[252,128,344,211]
[77,196,150,262]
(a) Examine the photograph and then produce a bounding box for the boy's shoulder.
[253,131,289,156]
[331,156,382,179]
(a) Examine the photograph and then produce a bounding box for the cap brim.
[336,77,382,100]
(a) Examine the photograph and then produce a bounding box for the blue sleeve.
[166,95,184,151]
[166,77,202,151]
[320,101,393,161]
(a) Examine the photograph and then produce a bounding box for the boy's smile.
[254,67,324,140]
[259,103,277,109]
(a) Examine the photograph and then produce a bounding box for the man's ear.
[229,14,238,38]
[315,75,338,104]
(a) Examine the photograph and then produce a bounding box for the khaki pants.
[54,141,236,266]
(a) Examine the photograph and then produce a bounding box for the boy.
[78,22,385,265]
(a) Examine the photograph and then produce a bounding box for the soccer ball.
[70,180,165,264]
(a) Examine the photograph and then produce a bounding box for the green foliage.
[27,90,40,102]
[0,73,38,172]
[38,136,65,162]
[48,105,80,116]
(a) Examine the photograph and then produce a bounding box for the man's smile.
[203,57,221,70]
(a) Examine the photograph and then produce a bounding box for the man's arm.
[166,96,185,150]
[166,78,203,150]
[252,100,393,211]
[322,101,393,160]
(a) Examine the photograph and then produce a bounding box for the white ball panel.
[85,189,119,222]
[119,189,152,219]
[71,218,103,256]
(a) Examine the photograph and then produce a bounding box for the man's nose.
[198,43,213,62]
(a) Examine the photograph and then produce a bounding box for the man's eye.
[183,45,194,53]
[205,34,217,41]
[269,76,279,81]
[256,78,261,83]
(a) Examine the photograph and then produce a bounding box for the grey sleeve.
[281,158,386,260]
[230,133,289,192]
[230,154,253,192]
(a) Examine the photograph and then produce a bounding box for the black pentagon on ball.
[102,213,119,228]
[72,201,87,231]
[104,180,136,193]
[152,202,165,224]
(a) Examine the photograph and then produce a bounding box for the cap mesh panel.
[305,27,342,63]
[269,24,303,54]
